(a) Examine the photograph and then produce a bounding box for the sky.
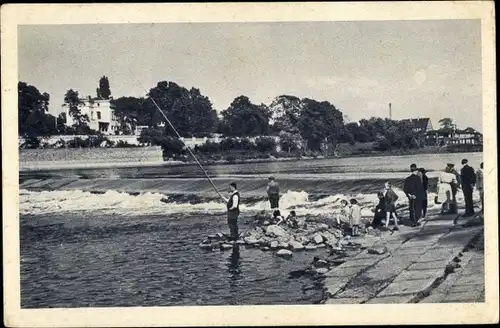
[18,20,482,131]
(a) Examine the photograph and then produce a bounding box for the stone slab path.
[323,212,484,304]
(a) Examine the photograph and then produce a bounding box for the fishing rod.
[128,70,225,202]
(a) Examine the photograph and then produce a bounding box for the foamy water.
[19,187,479,217]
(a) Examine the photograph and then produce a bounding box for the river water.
[19,152,482,308]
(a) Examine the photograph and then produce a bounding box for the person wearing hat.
[266,176,280,211]
[460,159,477,217]
[224,182,241,241]
[446,163,460,214]
[403,164,426,227]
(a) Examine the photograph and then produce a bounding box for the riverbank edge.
[19,148,482,172]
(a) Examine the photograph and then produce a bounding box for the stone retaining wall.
[19,147,164,170]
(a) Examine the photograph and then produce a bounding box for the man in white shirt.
[224,182,240,241]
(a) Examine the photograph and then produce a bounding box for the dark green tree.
[297,98,344,151]
[64,89,91,134]
[144,81,219,136]
[220,96,270,137]
[18,81,56,138]
[97,76,111,99]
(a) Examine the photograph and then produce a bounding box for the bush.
[115,140,138,148]
[20,136,42,149]
[195,141,220,153]
[375,138,391,151]
[225,155,236,163]
[255,137,277,153]
[237,138,257,151]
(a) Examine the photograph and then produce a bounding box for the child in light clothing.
[384,182,400,230]
[349,198,362,236]
[335,199,351,226]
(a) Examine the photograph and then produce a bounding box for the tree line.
[18,77,457,152]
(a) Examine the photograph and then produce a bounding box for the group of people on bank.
[222,159,484,240]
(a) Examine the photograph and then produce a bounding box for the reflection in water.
[228,244,241,276]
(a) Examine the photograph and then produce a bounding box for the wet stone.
[305,245,318,251]
[276,249,293,258]
[377,278,435,297]
[366,294,414,304]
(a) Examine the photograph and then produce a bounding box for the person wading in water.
[224,182,240,241]
[267,176,280,211]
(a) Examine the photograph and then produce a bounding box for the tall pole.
[389,103,392,120]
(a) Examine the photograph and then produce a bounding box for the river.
[19,152,482,308]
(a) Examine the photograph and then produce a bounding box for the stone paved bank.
[322,213,484,304]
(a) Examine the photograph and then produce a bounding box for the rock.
[276,249,293,258]
[289,240,305,251]
[199,243,213,250]
[315,267,329,274]
[305,245,318,250]
[265,225,288,238]
[313,234,324,244]
[367,246,387,255]
[236,240,245,245]
[208,234,217,239]
[298,236,309,244]
[244,237,259,245]
[261,247,270,251]
[220,244,233,250]
[263,221,270,226]
[216,232,224,239]
[270,241,279,249]
[278,242,289,249]
[318,223,329,231]
[367,226,374,232]
[317,243,326,248]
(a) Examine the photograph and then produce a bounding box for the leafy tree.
[279,131,300,153]
[438,117,454,131]
[144,81,218,136]
[255,137,277,153]
[97,76,111,99]
[298,98,344,151]
[18,82,56,138]
[220,96,271,137]
[64,89,91,134]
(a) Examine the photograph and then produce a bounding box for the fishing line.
[128,69,225,202]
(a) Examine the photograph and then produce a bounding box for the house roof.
[455,127,481,135]
[400,118,430,129]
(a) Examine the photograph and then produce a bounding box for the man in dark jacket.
[224,182,240,241]
[404,165,425,227]
[460,159,476,217]
[267,176,280,210]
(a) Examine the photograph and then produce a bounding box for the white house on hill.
[62,97,120,135]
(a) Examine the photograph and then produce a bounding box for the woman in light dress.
[436,166,458,214]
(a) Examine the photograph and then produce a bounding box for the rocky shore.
[199,212,377,257]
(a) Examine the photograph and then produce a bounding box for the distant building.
[400,118,433,133]
[425,127,482,146]
[448,127,483,145]
[62,97,119,135]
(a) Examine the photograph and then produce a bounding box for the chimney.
[389,103,392,120]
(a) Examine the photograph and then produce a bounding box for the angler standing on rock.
[224,182,241,241]
[267,176,280,211]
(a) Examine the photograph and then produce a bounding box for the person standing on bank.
[404,165,425,227]
[476,162,484,213]
[419,168,429,219]
[446,163,461,214]
[224,182,240,241]
[267,176,280,211]
[460,159,477,217]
